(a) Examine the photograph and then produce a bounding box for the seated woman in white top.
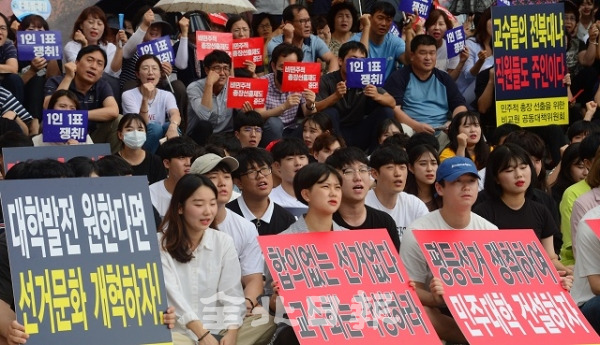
[122,54,181,153]
[158,173,244,345]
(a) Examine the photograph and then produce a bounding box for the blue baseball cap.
[436,156,479,182]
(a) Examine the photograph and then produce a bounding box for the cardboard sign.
[17,30,62,60]
[492,3,568,127]
[445,27,466,59]
[389,22,401,37]
[1,176,173,345]
[11,0,52,20]
[232,37,264,68]
[2,144,110,173]
[280,62,321,93]
[346,58,386,88]
[412,229,600,345]
[137,36,174,64]
[398,0,432,19]
[497,0,511,6]
[259,229,441,345]
[42,109,88,143]
[196,31,232,60]
[226,77,268,108]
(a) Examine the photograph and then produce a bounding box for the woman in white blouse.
[159,173,244,345]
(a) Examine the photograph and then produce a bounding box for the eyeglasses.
[258,23,272,30]
[242,126,263,133]
[241,167,272,178]
[0,26,7,32]
[233,27,250,34]
[209,65,230,73]
[294,18,311,25]
[341,167,370,177]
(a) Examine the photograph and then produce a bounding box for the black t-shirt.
[0,232,13,310]
[333,205,400,251]
[473,197,556,240]
[227,199,296,236]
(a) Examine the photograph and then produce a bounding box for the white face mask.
[123,130,146,149]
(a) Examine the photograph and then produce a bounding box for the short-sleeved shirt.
[365,190,429,241]
[316,70,387,127]
[227,197,296,236]
[0,86,32,122]
[218,208,265,276]
[333,205,400,251]
[349,32,405,79]
[384,65,465,128]
[267,34,330,64]
[122,88,178,125]
[0,40,17,64]
[571,205,600,306]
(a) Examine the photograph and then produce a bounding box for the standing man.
[316,41,395,149]
[384,34,467,147]
[267,4,338,73]
[43,45,120,152]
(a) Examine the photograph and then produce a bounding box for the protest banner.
[17,30,62,60]
[12,0,52,20]
[232,37,264,68]
[412,229,600,345]
[42,109,88,143]
[398,0,432,19]
[137,36,174,64]
[280,62,321,93]
[1,176,173,345]
[346,58,386,88]
[492,4,568,127]
[226,77,268,108]
[259,229,441,345]
[2,144,110,173]
[445,27,466,59]
[196,31,232,60]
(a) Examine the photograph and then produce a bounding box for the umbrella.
[448,0,493,14]
[154,0,256,14]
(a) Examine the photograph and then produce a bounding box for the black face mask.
[275,69,284,84]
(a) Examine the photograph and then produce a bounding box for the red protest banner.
[280,62,320,93]
[412,229,600,345]
[226,77,268,108]
[585,218,600,239]
[232,37,264,68]
[196,31,232,60]
[259,229,441,345]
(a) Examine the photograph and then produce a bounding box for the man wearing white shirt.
[269,138,310,209]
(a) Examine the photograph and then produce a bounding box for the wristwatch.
[308,102,316,111]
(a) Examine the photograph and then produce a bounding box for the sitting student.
[115,113,166,184]
[269,138,311,209]
[228,147,296,235]
[366,145,429,240]
[0,86,33,136]
[186,50,235,145]
[316,41,396,150]
[326,147,400,250]
[234,111,264,148]
[371,118,403,153]
[302,112,333,152]
[405,144,442,212]
[67,156,100,177]
[568,119,599,144]
[157,174,250,345]
[312,133,346,163]
[401,156,498,343]
[190,153,276,343]
[440,111,490,171]
[551,143,587,206]
[149,136,202,217]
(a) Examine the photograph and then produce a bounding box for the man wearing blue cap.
[400,156,497,344]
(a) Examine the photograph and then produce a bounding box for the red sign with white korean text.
[226,77,268,109]
[259,229,441,345]
[232,37,264,68]
[412,229,600,345]
[196,31,232,60]
[280,62,321,93]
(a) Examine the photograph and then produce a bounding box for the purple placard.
[346,58,386,88]
[389,22,401,37]
[497,0,511,6]
[398,0,432,19]
[136,35,174,64]
[42,109,88,142]
[16,30,62,60]
[445,26,466,59]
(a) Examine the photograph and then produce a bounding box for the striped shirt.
[0,86,32,122]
